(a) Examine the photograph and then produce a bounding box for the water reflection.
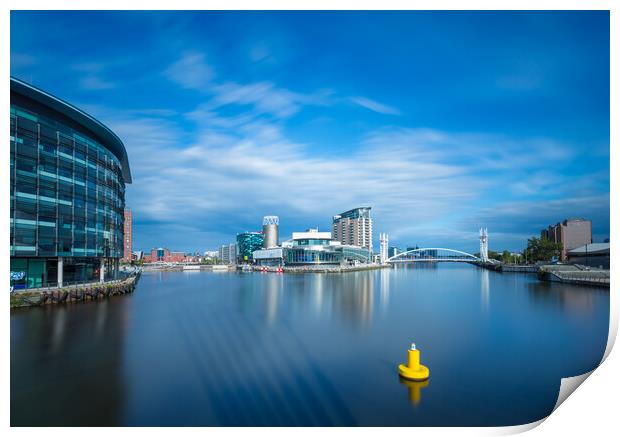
[11,266,609,426]
[264,273,283,324]
[380,267,390,313]
[330,272,374,327]
[251,271,377,328]
[11,300,129,426]
[480,269,490,311]
[527,281,602,317]
[399,377,429,407]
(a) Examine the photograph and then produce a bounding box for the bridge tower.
[380,233,389,264]
[479,228,489,262]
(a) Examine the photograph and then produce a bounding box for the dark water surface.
[11,264,609,426]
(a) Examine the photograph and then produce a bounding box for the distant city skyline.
[10,11,610,252]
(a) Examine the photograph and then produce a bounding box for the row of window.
[11,107,123,177]
[11,145,124,205]
[9,106,126,259]
[286,249,341,264]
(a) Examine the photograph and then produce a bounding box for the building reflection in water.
[380,267,390,314]
[527,281,601,317]
[312,273,326,316]
[257,271,376,328]
[331,272,375,327]
[399,376,429,407]
[480,269,490,312]
[11,299,128,426]
[264,273,283,324]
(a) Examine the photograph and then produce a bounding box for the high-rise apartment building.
[123,208,132,262]
[218,243,237,264]
[541,218,592,261]
[332,207,373,250]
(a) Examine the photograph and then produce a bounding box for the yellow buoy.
[398,343,430,381]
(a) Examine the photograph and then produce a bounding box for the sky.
[10,11,610,254]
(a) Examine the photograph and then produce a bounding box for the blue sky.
[10,11,610,253]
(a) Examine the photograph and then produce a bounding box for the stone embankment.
[500,264,538,273]
[10,273,142,309]
[538,264,609,288]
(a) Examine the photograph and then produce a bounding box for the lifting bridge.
[387,248,484,264]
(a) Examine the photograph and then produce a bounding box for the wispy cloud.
[11,53,37,69]
[207,81,323,119]
[164,51,331,119]
[462,195,610,240]
[164,51,214,90]
[81,94,606,252]
[71,62,116,90]
[99,107,484,248]
[249,42,273,63]
[350,96,400,115]
[79,76,115,90]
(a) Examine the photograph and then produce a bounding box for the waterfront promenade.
[10,273,141,309]
[538,264,610,287]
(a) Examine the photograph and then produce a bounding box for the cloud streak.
[350,96,400,115]
[164,51,214,90]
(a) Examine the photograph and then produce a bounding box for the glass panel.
[27,259,46,288]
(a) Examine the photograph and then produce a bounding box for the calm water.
[11,264,609,426]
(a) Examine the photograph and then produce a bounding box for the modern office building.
[253,228,372,266]
[236,232,264,263]
[262,215,279,248]
[218,243,237,264]
[332,207,373,251]
[10,77,131,289]
[541,218,592,261]
[123,208,132,262]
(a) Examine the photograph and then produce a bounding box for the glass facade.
[285,248,340,264]
[10,78,129,289]
[293,238,332,246]
[284,245,371,265]
[334,207,371,220]
[236,232,264,263]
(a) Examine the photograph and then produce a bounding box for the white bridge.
[387,247,482,263]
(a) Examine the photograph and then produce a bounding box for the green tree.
[524,237,562,262]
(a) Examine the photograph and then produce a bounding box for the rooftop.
[10,76,132,183]
[568,243,610,255]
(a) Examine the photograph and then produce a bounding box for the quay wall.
[501,265,538,273]
[10,273,142,309]
[538,265,609,288]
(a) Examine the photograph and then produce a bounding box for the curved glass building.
[10,77,131,289]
